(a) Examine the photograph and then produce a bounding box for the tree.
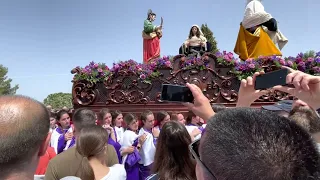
[201,24,219,54]
[43,92,73,109]
[0,64,19,95]
[303,50,315,59]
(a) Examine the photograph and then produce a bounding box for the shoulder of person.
[146,173,159,180]
[110,164,126,176]
[47,147,77,167]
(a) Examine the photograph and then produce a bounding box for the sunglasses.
[189,138,217,180]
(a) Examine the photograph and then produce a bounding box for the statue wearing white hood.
[234,0,288,60]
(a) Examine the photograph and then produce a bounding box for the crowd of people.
[1,66,320,180]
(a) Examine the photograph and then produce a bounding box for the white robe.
[121,130,140,164]
[138,128,156,166]
[114,126,125,145]
[185,125,202,142]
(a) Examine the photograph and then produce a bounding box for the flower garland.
[73,51,320,83]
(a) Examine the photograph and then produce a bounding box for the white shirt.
[100,164,126,180]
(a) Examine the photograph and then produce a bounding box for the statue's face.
[192,26,198,35]
[149,14,156,21]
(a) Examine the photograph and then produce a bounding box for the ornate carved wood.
[71,53,291,114]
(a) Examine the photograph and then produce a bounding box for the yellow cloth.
[234,25,282,60]
[142,31,157,39]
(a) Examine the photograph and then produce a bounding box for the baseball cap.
[261,100,293,112]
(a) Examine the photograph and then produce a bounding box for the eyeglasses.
[189,139,217,180]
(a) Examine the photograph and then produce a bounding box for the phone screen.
[160,84,194,103]
[255,69,289,90]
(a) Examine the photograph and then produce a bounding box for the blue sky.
[1,0,319,102]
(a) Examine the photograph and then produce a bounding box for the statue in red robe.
[142,9,163,64]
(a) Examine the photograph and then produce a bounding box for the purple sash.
[125,138,141,180]
[56,127,74,154]
[107,128,122,163]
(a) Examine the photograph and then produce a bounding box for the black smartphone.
[255,69,289,90]
[160,84,194,103]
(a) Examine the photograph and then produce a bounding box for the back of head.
[211,104,226,113]
[0,95,50,177]
[72,108,96,132]
[201,108,320,180]
[289,106,320,134]
[76,125,109,180]
[153,121,196,180]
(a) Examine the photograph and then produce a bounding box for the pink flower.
[227,52,234,59]
[165,61,171,67]
[114,64,119,69]
[307,57,314,63]
[248,63,255,69]
[246,58,253,63]
[287,61,293,67]
[140,74,146,80]
[94,63,99,68]
[279,59,286,65]
[98,68,102,73]
[138,68,143,72]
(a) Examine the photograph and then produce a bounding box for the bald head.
[0,95,50,176]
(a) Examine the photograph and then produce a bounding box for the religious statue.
[179,25,211,57]
[234,0,288,60]
[142,9,163,64]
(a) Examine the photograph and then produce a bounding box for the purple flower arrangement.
[73,51,320,83]
[214,51,320,80]
[180,56,210,70]
[73,57,172,84]
[73,61,111,83]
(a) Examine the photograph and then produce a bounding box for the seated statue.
[234,0,288,60]
[179,25,209,57]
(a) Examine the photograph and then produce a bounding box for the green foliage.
[43,92,72,109]
[303,50,315,59]
[0,64,19,95]
[201,24,218,54]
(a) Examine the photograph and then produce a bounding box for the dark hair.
[289,106,320,134]
[141,110,154,122]
[0,95,50,177]
[186,111,196,124]
[147,13,156,20]
[56,110,69,121]
[72,108,96,132]
[124,113,137,126]
[201,108,320,180]
[98,108,111,125]
[110,110,122,126]
[156,111,169,123]
[49,111,57,119]
[211,104,226,112]
[188,26,200,39]
[152,121,196,180]
[76,125,109,180]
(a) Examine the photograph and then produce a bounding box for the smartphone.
[160,84,194,103]
[255,69,289,90]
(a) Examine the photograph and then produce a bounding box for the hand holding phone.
[255,69,289,90]
[160,84,194,103]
